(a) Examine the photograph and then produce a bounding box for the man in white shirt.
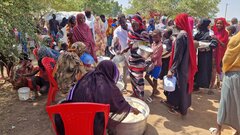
[85,10,95,41]
[111,14,131,90]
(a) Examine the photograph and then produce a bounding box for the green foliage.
[82,0,122,16]
[0,0,46,58]
[0,0,122,64]
[125,0,220,18]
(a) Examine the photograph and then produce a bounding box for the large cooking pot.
[137,45,153,59]
[115,97,150,135]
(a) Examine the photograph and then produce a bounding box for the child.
[145,29,163,101]
[60,43,68,53]
[159,28,173,80]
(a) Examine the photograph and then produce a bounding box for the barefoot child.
[145,29,163,100]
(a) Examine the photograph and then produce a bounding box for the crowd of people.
[7,9,240,135]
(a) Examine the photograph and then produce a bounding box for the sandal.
[146,97,153,103]
[168,108,179,115]
[28,96,36,102]
[153,90,160,95]
[160,100,173,108]
[209,127,220,135]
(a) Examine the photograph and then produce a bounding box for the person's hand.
[211,35,217,39]
[167,70,174,78]
[131,107,140,115]
[121,47,129,55]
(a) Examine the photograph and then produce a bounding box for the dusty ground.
[0,77,234,135]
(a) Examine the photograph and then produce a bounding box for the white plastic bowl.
[18,87,30,101]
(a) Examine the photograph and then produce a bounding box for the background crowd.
[1,9,240,135]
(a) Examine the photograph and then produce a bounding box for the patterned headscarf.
[55,52,86,93]
[68,42,86,57]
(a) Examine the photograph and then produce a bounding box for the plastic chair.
[42,57,57,106]
[33,48,39,60]
[46,103,110,135]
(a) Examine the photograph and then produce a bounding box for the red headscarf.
[169,13,197,94]
[188,17,194,32]
[132,15,145,30]
[212,17,229,74]
[72,13,97,62]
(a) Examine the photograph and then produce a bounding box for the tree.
[82,0,122,16]
[125,0,220,18]
[0,0,122,64]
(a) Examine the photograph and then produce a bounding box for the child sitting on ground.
[145,29,163,101]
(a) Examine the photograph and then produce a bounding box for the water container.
[18,87,30,101]
[163,76,177,92]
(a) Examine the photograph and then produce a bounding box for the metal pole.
[224,3,228,18]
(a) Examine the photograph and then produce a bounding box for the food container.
[198,41,211,48]
[97,56,110,63]
[115,97,150,135]
[112,55,125,65]
[137,45,153,59]
[163,76,177,92]
[116,81,124,91]
[18,87,30,101]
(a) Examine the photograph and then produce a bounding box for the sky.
[116,0,240,20]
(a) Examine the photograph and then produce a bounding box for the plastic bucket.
[18,87,30,101]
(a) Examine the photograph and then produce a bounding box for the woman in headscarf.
[210,18,229,90]
[66,15,76,48]
[72,13,97,63]
[54,52,86,93]
[194,19,217,93]
[124,14,149,99]
[68,41,94,71]
[55,60,140,135]
[94,16,107,56]
[165,13,197,117]
[212,31,240,135]
[147,18,155,33]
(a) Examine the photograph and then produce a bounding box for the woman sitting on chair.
[56,60,140,135]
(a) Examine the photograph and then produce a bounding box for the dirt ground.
[0,75,234,135]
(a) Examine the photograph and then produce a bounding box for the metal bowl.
[116,81,124,91]
[137,45,153,59]
[115,97,150,135]
[97,56,110,63]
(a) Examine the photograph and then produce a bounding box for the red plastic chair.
[46,103,110,135]
[42,57,57,106]
[33,48,39,60]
